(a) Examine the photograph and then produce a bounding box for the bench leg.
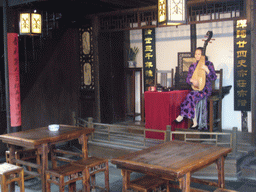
[1,175,7,192]
[19,169,25,192]
[82,168,91,192]
[59,175,65,192]
[46,173,51,192]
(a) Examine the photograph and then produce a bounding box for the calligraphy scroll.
[234,20,251,111]
[7,33,22,127]
[143,28,156,91]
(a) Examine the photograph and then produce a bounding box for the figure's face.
[195,49,202,61]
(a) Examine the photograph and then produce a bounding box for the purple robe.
[180,60,217,119]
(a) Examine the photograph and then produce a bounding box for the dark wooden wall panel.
[21,29,80,130]
[99,31,125,123]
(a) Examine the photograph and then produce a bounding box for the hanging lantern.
[158,0,187,26]
[20,11,42,35]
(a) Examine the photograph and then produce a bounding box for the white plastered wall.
[130,20,251,132]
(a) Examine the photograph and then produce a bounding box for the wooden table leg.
[50,144,57,169]
[121,169,130,192]
[40,143,49,192]
[180,172,191,192]
[217,156,225,188]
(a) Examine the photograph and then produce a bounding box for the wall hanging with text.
[143,28,156,92]
[234,19,251,111]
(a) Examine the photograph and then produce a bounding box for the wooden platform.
[90,125,256,180]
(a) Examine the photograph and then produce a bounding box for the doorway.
[98,31,126,123]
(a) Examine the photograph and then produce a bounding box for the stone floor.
[1,143,256,192]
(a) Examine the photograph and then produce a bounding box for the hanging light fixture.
[19,10,42,35]
[158,0,187,26]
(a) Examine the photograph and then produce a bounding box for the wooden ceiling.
[13,0,243,25]
[12,0,244,13]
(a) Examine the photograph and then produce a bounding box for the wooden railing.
[75,117,165,149]
[170,131,232,147]
[75,117,240,154]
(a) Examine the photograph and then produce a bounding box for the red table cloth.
[145,90,190,140]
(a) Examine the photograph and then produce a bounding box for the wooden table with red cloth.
[145,90,190,140]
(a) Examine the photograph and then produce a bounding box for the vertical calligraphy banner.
[234,20,251,111]
[143,28,156,92]
[7,33,22,127]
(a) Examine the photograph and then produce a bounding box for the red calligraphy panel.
[7,33,22,127]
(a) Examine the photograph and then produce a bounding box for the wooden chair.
[45,163,85,192]
[155,68,174,88]
[0,162,25,192]
[128,175,169,192]
[71,156,109,192]
[208,69,223,132]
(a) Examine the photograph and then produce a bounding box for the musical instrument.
[191,31,213,91]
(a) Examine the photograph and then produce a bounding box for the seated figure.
[174,47,217,130]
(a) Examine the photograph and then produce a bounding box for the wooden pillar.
[92,16,101,122]
[248,0,256,144]
[3,0,10,134]
[190,24,197,54]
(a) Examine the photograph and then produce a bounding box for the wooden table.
[0,125,94,192]
[111,140,232,192]
[144,90,190,140]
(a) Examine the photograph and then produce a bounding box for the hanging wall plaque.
[79,28,94,91]
[143,28,156,92]
[234,19,251,111]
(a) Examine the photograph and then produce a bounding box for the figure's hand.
[190,79,199,88]
[201,65,210,74]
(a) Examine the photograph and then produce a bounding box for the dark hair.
[195,47,208,61]
[196,47,204,53]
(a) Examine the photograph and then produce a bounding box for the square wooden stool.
[71,157,109,192]
[129,175,169,192]
[45,163,85,192]
[6,149,41,180]
[0,162,25,192]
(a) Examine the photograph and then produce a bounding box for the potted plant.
[128,47,139,67]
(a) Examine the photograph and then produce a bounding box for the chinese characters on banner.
[234,20,251,111]
[143,28,156,91]
[7,33,22,127]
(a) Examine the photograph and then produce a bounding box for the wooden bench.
[128,175,169,192]
[71,156,109,192]
[0,162,25,192]
[45,163,85,192]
